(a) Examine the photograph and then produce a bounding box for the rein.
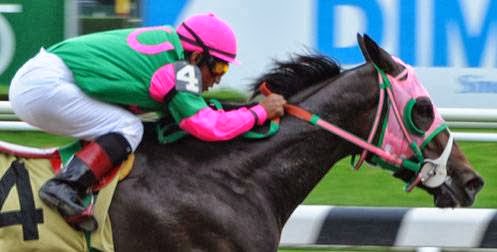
[260,82,419,171]
[260,64,452,192]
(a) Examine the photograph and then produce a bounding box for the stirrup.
[63,202,98,232]
[41,188,99,232]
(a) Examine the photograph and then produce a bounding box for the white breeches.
[9,49,143,151]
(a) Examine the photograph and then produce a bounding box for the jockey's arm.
[167,91,267,141]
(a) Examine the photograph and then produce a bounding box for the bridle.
[261,61,453,192]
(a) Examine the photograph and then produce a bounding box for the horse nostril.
[465,176,484,192]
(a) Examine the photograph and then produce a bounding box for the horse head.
[250,34,484,209]
[356,34,484,207]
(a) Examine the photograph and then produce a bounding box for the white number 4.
[176,65,200,93]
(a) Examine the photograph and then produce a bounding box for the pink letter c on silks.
[127,26,174,54]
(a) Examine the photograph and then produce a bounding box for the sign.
[316,0,497,108]
[0,0,77,85]
[318,0,497,67]
[115,0,497,108]
[0,4,20,80]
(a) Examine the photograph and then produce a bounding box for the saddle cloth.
[0,140,133,252]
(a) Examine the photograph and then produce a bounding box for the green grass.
[0,131,74,147]
[0,84,8,100]
[202,87,249,103]
[303,141,497,208]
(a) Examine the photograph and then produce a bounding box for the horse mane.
[250,54,341,98]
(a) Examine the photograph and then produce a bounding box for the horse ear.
[357,33,372,62]
[360,34,404,75]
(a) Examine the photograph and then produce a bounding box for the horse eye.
[412,97,434,131]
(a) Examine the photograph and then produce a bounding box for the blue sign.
[316,0,497,67]
[142,0,497,69]
[142,0,187,26]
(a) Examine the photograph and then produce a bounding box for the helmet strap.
[179,23,212,60]
[178,22,236,61]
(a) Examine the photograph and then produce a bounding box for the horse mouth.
[433,175,484,208]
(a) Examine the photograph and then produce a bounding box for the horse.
[107,34,484,251]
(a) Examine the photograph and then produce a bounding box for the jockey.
[8,13,286,231]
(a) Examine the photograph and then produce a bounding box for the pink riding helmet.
[176,13,239,64]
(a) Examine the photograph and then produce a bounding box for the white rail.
[439,108,497,122]
[3,102,497,122]
[1,102,497,142]
[281,205,497,249]
[0,121,40,131]
[0,101,13,114]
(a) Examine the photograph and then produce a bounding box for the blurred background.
[1,0,496,107]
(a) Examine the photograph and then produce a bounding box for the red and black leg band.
[76,133,131,180]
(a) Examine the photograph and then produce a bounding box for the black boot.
[39,133,131,232]
[39,157,98,231]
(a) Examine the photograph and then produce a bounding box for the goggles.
[208,59,229,76]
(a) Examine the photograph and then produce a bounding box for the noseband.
[261,60,453,192]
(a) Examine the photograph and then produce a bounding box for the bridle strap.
[259,82,416,168]
[374,65,414,143]
[260,82,314,122]
[353,75,386,170]
[353,66,410,170]
[374,65,425,163]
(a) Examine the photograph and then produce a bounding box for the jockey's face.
[199,63,222,90]
[188,52,225,91]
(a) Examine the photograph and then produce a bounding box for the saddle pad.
[0,152,117,251]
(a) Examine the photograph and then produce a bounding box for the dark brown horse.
[109,34,484,251]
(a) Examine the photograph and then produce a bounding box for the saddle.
[0,140,133,252]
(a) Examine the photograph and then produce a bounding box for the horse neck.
[132,64,380,233]
[265,63,380,227]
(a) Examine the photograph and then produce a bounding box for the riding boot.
[39,133,131,232]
